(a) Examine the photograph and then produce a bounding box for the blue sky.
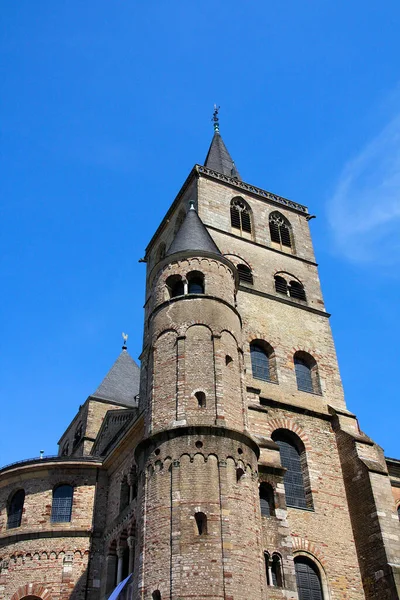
[1,1,399,465]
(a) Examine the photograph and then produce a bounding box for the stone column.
[127,535,135,574]
[105,554,117,595]
[116,547,124,584]
[127,473,135,503]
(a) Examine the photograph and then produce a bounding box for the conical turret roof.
[91,349,140,406]
[204,131,241,179]
[166,205,221,257]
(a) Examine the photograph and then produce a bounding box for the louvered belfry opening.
[269,212,293,249]
[237,264,253,284]
[295,557,324,600]
[7,489,25,529]
[274,275,288,295]
[230,198,252,234]
[51,484,73,523]
[290,280,307,301]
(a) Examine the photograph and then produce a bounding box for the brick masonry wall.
[135,429,264,600]
[0,462,99,600]
[247,404,365,599]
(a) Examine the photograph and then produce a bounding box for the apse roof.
[91,349,140,406]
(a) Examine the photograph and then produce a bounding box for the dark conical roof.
[166,205,221,257]
[92,349,140,406]
[204,131,241,179]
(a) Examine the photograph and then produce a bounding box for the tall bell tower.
[133,113,400,600]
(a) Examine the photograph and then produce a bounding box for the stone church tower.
[0,118,399,600]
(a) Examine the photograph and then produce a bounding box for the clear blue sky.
[1,1,399,466]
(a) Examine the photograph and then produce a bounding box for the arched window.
[289,280,306,301]
[264,552,271,585]
[269,212,293,249]
[152,592,162,600]
[272,431,310,509]
[195,391,206,408]
[51,484,73,523]
[230,198,252,234]
[166,275,184,298]
[237,264,253,285]
[295,556,324,600]
[187,271,205,294]
[120,477,130,513]
[7,489,25,529]
[294,352,321,394]
[236,468,245,482]
[271,553,283,587]
[397,505,400,521]
[250,342,277,382]
[259,483,275,517]
[194,512,207,535]
[274,275,288,295]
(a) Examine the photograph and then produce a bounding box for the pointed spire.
[204,106,241,179]
[92,349,140,406]
[166,203,221,257]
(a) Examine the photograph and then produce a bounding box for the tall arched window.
[272,431,311,509]
[187,271,205,294]
[294,352,321,394]
[230,198,252,234]
[397,505,400,521]
[237,264,253,285]
[259,483,275,517]
[294,556,324,600]
[51,484,73,523]
[250,342,277,382]
[271,553,283,587]
[269,212,293,249]
[7,489,25,529]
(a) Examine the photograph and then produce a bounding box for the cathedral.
[0,117,399,600]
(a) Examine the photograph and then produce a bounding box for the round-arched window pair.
[166,271,205,299]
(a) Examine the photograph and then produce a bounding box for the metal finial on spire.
[212,104,220,132]
[122,332,128,350]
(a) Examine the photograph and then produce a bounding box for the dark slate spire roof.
[204,131,241,180]
[91,349,140,406]
[166,204,221,257]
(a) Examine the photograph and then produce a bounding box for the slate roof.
[166,205,221,257]
[204,131,241,179]
[92,349,140,406]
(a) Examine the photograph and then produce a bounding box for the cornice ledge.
[196,165,309,215]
